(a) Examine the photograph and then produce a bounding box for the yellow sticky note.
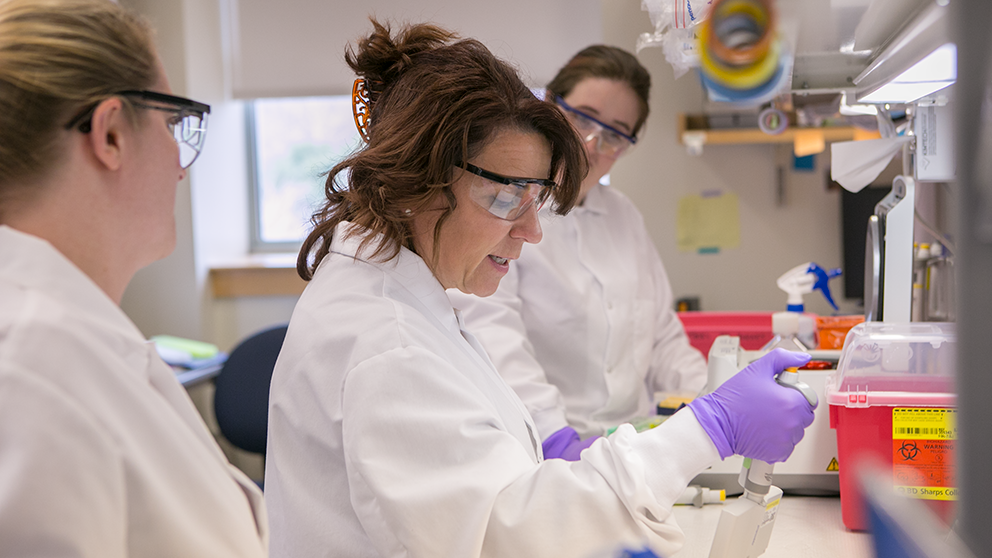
[793,129,826,157]
[676,192,741,253]
[854,128,882,141]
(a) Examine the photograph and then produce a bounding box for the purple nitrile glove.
[542,426,599,461]
[687,348,816,463]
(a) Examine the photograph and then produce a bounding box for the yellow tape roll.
[698,22,780,90]
[708,0,774,64]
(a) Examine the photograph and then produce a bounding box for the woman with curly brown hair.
[264,19,814,558]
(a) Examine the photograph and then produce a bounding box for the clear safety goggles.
[555,96,637,158]
[66,90,211,169]
[458,162,556,221]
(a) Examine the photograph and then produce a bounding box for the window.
[249,96,361,250]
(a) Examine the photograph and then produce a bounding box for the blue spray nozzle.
[777,262,842,312]
[808,263,841,311]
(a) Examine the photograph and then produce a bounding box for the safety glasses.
[555,96,637,158]
[65,90,211,169]
[458,162,556,221]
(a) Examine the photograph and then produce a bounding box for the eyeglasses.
[554,96,636,158]
[457,162,556,221]
[65,90,211,169]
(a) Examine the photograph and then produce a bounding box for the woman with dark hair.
[264,21,814,558]
[0,0,266,555]
[451,46,710,459]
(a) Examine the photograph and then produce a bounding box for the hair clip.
[352,78,372,143]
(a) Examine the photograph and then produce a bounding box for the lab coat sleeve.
[449,270,570,440]
[341,347,719,558]
[0,367,126,558]
[642,234,708,397]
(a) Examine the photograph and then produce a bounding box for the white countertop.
[670,496,874,557]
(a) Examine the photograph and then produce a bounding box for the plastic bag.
[637,0,712,78]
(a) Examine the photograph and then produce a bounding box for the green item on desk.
[151,335,219,359]
[606,415,667,436]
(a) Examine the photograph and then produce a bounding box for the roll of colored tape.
[707,0,776,66]
[758,107,789,135]
[699,60,785,102]
[698,27,781,90]
[697,0,781,92]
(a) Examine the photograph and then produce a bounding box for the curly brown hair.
[298,19,587,280]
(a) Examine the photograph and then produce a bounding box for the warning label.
[892,408,956,501]
[892,407,957,440]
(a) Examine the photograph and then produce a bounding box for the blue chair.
[213,324,288,458]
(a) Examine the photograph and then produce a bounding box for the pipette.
[708,368,818,558]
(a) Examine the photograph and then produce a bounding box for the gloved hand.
[542,426,599,461]
[688,348,815,463]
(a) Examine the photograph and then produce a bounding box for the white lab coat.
[264,222,720,558]
[449,183,708,440]
[0,226,268,558]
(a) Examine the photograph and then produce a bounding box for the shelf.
[677,113,880,150]
[209,256,306,298]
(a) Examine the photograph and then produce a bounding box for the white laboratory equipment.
[864,175,917,323]
[707,367,818,558]
[692,336,841,495]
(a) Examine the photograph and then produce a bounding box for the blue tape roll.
[699,59,785,103]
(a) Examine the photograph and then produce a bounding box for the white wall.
[226,0,602,97]
[119,0,204,340]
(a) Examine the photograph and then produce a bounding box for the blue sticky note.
[793,154,815,172]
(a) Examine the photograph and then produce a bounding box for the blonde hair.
[0,0,158,188]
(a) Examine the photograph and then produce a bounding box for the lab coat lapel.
[573,184,624,292]
[569,187,644,419]
[455,309,543,462]
[332,224,542,462]
[398,273,540,463]
[143,342,269,543]
[143,342,226,459]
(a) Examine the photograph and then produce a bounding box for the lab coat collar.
[0,225,155,377]
[571,182,610,216]
[0,226,147,340]
[328,222,460,333]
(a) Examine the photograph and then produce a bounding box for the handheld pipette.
[708,368,818,558]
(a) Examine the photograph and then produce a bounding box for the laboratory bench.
[671,495,873,557]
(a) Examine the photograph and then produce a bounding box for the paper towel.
[830,136,911,193]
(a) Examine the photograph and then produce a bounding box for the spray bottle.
[763,263,841,351]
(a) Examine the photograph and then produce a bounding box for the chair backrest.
[213,324,288,455]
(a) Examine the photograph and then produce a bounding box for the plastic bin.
[677,312,774,359]
[826,322,956,531]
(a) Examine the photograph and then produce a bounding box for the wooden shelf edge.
[677,113,881,147]
[209,266,306,298]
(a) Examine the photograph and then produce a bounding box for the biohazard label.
[892,408,956,501]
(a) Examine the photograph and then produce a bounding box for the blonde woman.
[0,1,266,555]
